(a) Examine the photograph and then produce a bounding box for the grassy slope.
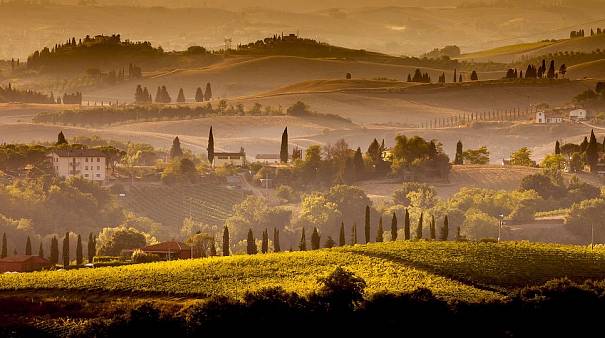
[2,241,605,302]
[567,59,605,79]
[458,35,605,63]
[458,41,556,62]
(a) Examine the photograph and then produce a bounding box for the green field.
[458,41,556,61]
[120,183,245,227]
[2,241,605,302]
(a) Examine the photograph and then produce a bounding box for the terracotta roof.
[141,241,190,252]
[51,149,107,157]
[214,152,245,157]
[255,154,281,160]
[0,255,50,263]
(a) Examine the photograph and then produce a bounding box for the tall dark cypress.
[207,126,215,164]
[62,232,70,267]
[87,233,95,263]
[50,237,58,265]
[195,87,204,102]
[222,226,230,256]
[209,239,217,256]
[555,140,561,155]
[416,213,424,240]
[57,131,68,145]
[25,236,32,255]
[1,233,7,258]
[404,209,411,240]
[246,229,257,255]
[299,228,306,251]
[391,213,398,241]
[364,206,371,244]
[351,223,357,245]
[586,130,599,171]
[455,140,464,165]
[76,234,83,265]
[376,216,384,242]
[430,215,436,240]
[261,229,269,254]
[311,227,320,250]
[38,242,44,258]
[273,228,281,252]
[280,127,289,163]
[339,222,346,246]
[204,82,212,101]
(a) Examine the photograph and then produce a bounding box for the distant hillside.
[459,34,605,63]
[567,59,605,79]
[262,79,420,96]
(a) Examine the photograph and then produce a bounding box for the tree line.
[135,83,212,104]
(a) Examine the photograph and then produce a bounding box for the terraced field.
[1,241,604,303]
[120,183,245,227]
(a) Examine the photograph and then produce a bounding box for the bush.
[276,185,299,203]
[131,249,160,263]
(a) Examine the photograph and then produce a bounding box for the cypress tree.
[311,227,320,250]
[459,74,463,83]
[204,82,212,101]
[416,213,424,240]
[376,216,384,242]
[76,234,83,265]
[57,131,68,145]
[586,130,599,171]
[170,136,184,159]
[353,147,364,180]
[62,232,70,267]
[176,88,186,103]
[453,69,457,83]
[430,215,436,240]
[50,237,58,265]
[364,206,371,244]
[351,223,357,245]
[246,229,257,255]
[195,87,204,102]
[280,127,289,163]
[261,229,269,254]
[555,140,561,155]
[87,233,94,263]
[273,228,281,252]
[339,222,346,246]
[208,126,215,164]
[440,215,449,241]
[1,233,7,258]
[222,225,230,256]
[581,136,589,152]
[155,86,162,102]
[299,228,306,251]
[455,140,464,164]
[25,236,32,255]
[404,209,411,240]
[391,213,398,241]
[38,242,44,258]
[209,239,217,256]
[470,70,479,81]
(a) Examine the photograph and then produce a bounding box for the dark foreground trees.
[4,270,605,337]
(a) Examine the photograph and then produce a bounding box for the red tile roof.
[141,241,190,252]
[0,255,50,264]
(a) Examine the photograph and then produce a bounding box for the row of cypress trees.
[222,207,453,256]
[0,232,96,267]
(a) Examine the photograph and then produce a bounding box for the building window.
[97,166,100,170]
[85,158,89,162]
[96,174,101,178]
[97,158,100,162]
[85,174,89,177]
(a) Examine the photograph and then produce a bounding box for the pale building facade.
[49,149,108,181]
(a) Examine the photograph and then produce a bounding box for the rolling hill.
[1,241,604,302]
[567,59,605,79]
[459,34,605,63]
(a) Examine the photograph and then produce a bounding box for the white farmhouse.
[48,149,108,181]
[569,109,587,121]
[535,111,563,124]
[212,148,246,167]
